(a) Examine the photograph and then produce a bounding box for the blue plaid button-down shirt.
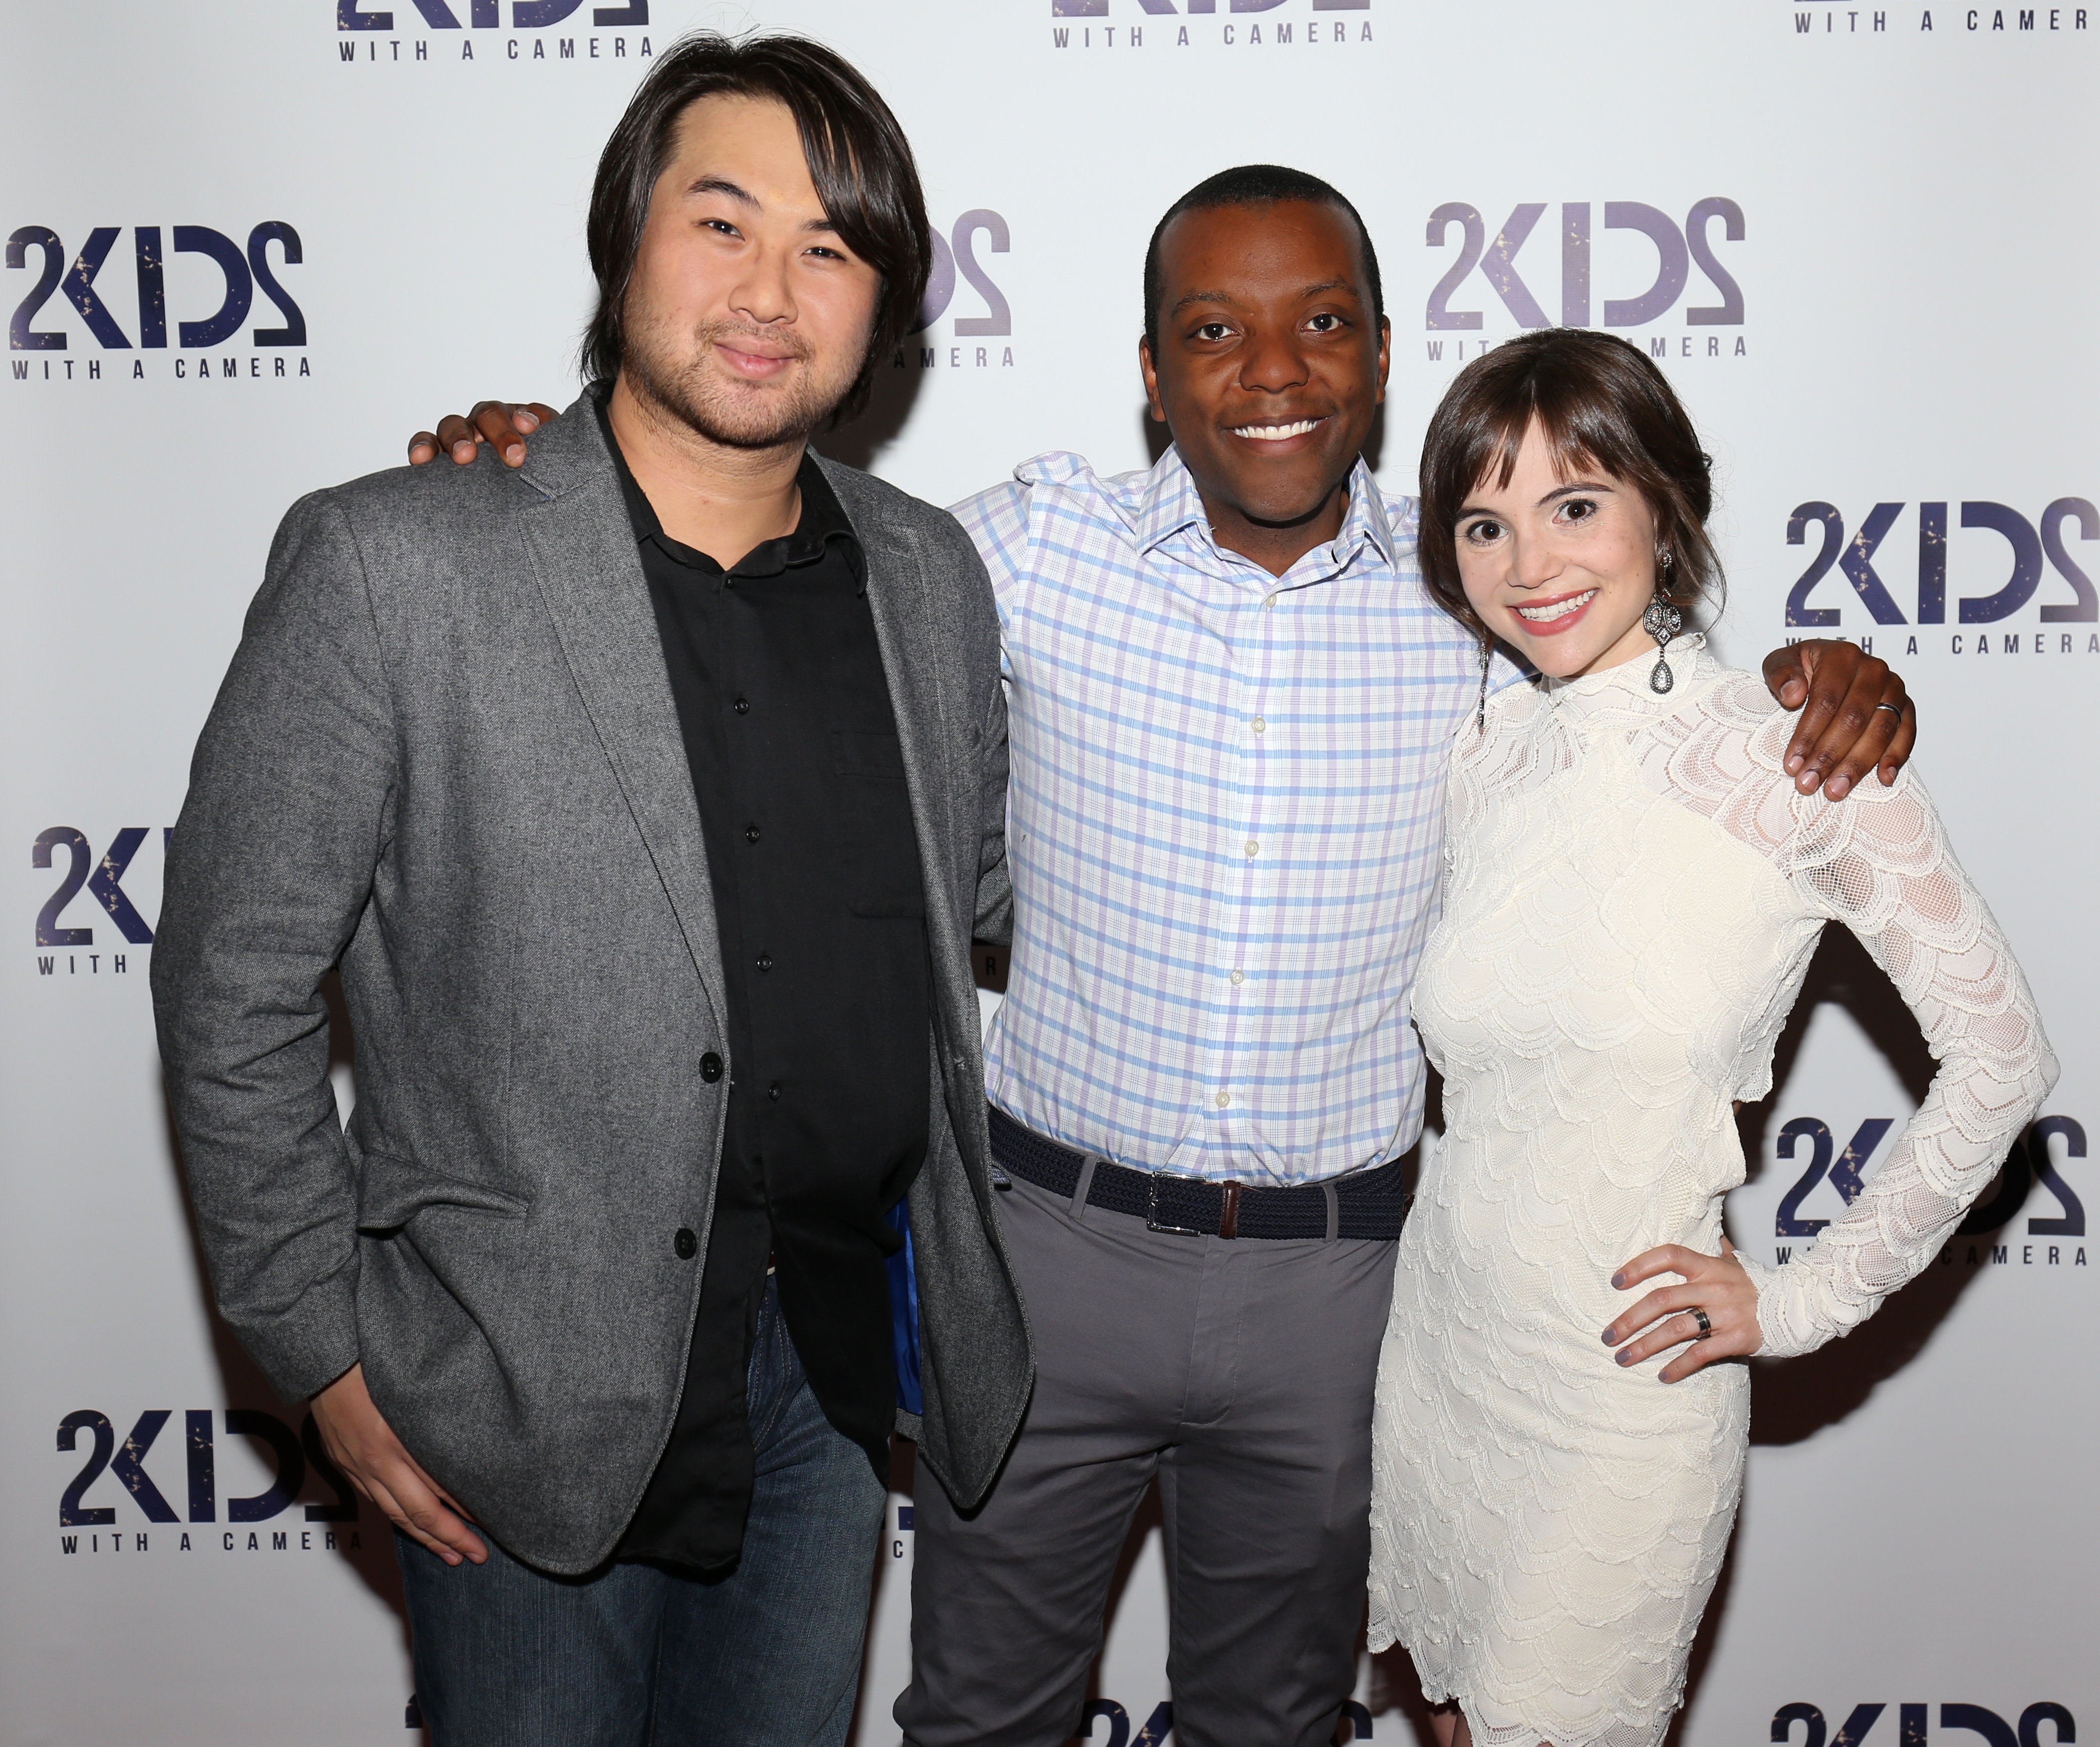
[951,445,1500,1187]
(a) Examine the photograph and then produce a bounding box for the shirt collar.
[589,382,858,581]
[1133,442,1399,575]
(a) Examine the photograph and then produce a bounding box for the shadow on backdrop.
[821,342,930,477]
[1738,924,2001,1447]
[157,970,423,1737]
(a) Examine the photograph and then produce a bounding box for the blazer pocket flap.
[355,1150,532,1232]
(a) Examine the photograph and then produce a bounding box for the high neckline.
[1541,632,1713,714]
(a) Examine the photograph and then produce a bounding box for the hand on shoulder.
[408,401,560,469]
[1757,637,1915,801]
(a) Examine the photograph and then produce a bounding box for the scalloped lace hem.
[1419,1689,1673,1747]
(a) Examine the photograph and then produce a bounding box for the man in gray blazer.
[152,34,1028,1747]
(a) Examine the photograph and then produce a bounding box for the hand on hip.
[1602,1239,1762,1382]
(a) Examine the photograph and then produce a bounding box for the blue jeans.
[397,1283,886,1747]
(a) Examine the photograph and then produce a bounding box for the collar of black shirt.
[590,384,863,588]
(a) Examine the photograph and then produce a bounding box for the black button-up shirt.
[596,394,931,1572]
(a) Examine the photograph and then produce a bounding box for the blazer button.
[700,1052,723,1082]
[674,1228,698,1260]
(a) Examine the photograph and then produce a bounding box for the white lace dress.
[1367,639,2055,1747]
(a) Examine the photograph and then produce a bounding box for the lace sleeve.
[1739,765,2059,1357]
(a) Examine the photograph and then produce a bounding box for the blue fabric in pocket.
[884,1194,924,1416]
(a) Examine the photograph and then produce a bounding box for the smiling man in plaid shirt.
[416,161,1912,1747]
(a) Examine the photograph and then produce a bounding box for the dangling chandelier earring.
[1475,627,1493,732]
[1644,549,1684,695]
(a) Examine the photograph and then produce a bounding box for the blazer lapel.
[516,448,728,1031]
[850,496,960,926]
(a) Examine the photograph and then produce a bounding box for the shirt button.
[1244,840,1259,858]
[1251,717,1266,733]
[699,1051,723,1082]
[768,1081,782,1102]
[733,696,751,715]
[1262,593,1277,611]
[744,823,761,844]
[1230,969,1245,985]
[673,1228,698,1260]
[1215,1093,1231,1109]
[756,954,773,972]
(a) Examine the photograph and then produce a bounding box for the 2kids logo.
[1769,1115,2087,1270]
[7,225,311,385]
[1422,200,1746,367]
[1781,497,2100,659]
[1049,0,1376,53]
[892,210,1020,374]
[336,0,651,66]
[1772,1703,2075,1747]
[30,827,163,977]
[1079,1699,1379,1744]
[1788,3,2090,36]
[54,1406,365,1560]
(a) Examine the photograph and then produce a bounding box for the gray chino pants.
[897,1165,1400,1747]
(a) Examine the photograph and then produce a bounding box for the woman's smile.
[1509,586,1600,633]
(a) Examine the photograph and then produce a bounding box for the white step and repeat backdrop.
[2,2,2092,1743]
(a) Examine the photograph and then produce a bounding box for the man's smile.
[1226,415,1329,445]
[715,339,800,380]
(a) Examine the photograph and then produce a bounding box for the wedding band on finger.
[1873,701,1904,717]
[1690,1307,1713,1339]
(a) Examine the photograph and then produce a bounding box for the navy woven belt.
[987,1104,1410,1241]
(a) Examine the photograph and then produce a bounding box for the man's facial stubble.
[619,305,867,452]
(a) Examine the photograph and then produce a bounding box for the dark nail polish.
[1617,1349,1634,1366]
[1610,1272,1625,1290]
[1601,1327,1617,1343]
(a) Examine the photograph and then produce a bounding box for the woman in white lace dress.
[1367,330,2056,1747]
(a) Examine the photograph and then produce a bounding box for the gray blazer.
[151,395,1032,1574]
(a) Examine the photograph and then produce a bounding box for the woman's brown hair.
[1416,328,1723,646]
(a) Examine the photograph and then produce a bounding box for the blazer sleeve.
[934,510,1013,948]
[150,489,399,1403]
[973,651,1014,948]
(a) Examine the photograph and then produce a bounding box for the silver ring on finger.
[1873,701,1904,717]
[1690,1307,1713,1339]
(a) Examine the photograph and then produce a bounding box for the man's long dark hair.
[581,31,931,426]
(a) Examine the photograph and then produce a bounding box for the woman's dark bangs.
[1439,383,1533,511]
[1530,373,1646,497]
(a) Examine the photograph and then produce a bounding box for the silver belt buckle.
[1145,1171,1204,1237]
